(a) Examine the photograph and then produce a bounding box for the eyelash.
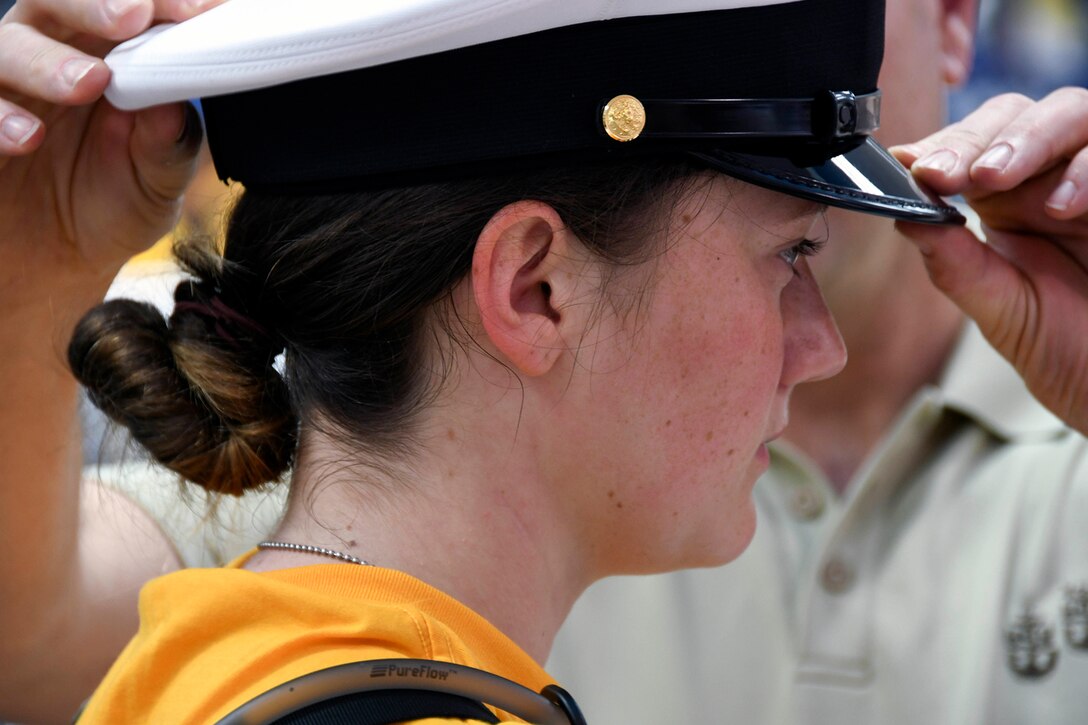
[780,238,826,268]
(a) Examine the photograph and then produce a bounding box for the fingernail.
[1,114,41,146]
[889,143,923,159]
[104,0,142,23]
[975,142,1014,173]
[915,149,959,175]
[1047,180,1078,212]
[61,59,97,89]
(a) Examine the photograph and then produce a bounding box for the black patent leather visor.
[693,138,965,225]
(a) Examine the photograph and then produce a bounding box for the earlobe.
[471,201,580,377]
[940,0,978,87]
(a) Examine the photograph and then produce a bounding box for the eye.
[779,238,826,268]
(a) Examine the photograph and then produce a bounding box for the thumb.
[895,221,1033,358]
[130,101,204,207]
[78,100,204,261]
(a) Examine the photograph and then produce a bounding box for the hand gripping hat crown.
[105,0,963,224]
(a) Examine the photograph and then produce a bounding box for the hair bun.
[70,297,296,496]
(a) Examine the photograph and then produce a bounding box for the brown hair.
[69,157,702,496]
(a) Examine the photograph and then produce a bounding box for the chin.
[611,486,759,576]
[674,496,759,571]
[708,511,758,567]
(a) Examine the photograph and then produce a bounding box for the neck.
[250,407,590,665]
[783,226,963,493]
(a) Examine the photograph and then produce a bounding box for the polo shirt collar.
[937,322,1067,441]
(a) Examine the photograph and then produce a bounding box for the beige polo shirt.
[548,323,1088,724]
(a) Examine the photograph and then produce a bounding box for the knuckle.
[981,92,1033,116]
[943,123,990,152]
[24,48,78,99]
[3,24,50,78]
[1000,114,1057,156]
[0,20,24,51]
[1047,86,1088,107]
[26,44,57,82]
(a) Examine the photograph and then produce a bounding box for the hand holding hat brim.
[0,0,221,274]
[892,88,1088,434]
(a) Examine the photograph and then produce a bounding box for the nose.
[780,259,847,387]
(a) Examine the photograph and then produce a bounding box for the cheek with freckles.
[658,258,782,441]
[650,275,783,564]
[664,335,778,490]
[552,208,805,571]
[569,181,825,570]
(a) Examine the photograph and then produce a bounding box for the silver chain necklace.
[257,541,373,566]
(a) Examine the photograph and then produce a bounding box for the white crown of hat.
[105,0,799,109]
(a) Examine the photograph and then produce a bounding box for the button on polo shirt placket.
[820,557,856,594]
[790,485,826,522]
[793,393,946,724]
[763,444,840,621]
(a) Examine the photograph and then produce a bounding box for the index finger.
[4,0,226,42]
[4,0,152,41]
[888,93,1033,197]
[968,86,1088,193]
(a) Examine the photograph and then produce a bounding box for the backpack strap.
[216,659,584,725]
[270,688,499,724]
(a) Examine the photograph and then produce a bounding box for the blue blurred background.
[950,0,1088,119]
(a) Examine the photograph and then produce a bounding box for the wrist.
[0,264,123,352]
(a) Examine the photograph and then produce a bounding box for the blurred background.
[950,0,1088,118]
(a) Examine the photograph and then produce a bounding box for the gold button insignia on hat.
[603,94,647,142]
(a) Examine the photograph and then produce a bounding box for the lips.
[762,423,787,446]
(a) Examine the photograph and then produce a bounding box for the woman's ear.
[471,200,594,377]
[940,0,978,87]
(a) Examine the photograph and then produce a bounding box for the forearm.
[0,0,221,717]
[0,268,119,720]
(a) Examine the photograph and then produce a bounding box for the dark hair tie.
[173,296,283,355]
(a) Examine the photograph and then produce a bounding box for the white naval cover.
[104,0,800,109]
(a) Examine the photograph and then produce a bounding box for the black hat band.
[604,91,881,143]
